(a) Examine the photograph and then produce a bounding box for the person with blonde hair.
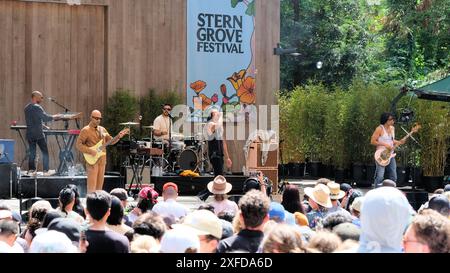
[130,235,159,253]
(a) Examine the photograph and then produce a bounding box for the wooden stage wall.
[0,0,280,172]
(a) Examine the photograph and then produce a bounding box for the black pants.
[28,138,50,171]
[197,155,224,201]
[210,156,224,176]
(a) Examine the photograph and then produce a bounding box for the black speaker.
[0,163,17,199]
[405,191,429,211]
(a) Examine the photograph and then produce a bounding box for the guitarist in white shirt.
[370,112,408,188]
[76,110,128,193]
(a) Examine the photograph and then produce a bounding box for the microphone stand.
[49,98,76,130]
[400,125,421,191]
[168,114,173,172]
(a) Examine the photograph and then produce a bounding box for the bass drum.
[177,149,199,171]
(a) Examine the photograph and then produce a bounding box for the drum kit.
[118,121,210,177]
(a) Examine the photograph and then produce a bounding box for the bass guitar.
[83,128,129,165]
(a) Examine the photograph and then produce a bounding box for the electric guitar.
[83,128,129,165]
[374,123,421,167]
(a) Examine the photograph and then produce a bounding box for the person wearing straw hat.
[327,182,352,217]
[207,175,238,216]
[304,184,332,229]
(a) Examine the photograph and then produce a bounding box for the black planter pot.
[422,176,444,193]
[334,168,347,183]
[352,163,366,184]
[307,162,321,178]
[286,163,295,178]
[293,163,304,178]
[279,164,289,178]
[357,164,375,187]
[412,167,423,189]
[320,164,334,179]
[396,166,408,187]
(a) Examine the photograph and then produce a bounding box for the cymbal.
[119,122,139,126]
[142,126,154,129]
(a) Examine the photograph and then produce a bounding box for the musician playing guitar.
[370,112,420,188]
[76,110,128,193]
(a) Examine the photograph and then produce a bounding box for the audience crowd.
[0,175,449,253]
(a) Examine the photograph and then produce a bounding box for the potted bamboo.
[417,100,450,192]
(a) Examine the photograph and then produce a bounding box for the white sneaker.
[43,170,56,176]
[27,170,37,176]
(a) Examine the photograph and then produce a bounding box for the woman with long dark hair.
[281,184,305,214]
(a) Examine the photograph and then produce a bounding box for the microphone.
[47,97,56,102]
[168,113,174,119]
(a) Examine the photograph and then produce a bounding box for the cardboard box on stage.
[246,141,279,169]
[0,139,15,163]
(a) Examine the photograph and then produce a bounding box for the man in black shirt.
[24,91,61,175]
[216,190,270,253]
[85,190,129,253]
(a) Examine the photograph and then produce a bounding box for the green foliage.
[103,89,139,169]
[103,89,139,137]
[139,89,183,138]
[280,0,450,89]
[416,100,450,176]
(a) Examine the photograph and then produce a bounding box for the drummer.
[153,103,172,142]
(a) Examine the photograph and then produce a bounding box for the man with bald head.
[76,110,127,193]
[24,91,62,176]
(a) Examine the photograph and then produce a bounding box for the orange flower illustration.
[237,76,256,104]
[227,69,246,91]
[199,94,212,110]
[190,80,207,94]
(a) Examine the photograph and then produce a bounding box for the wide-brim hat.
[328,182,346,200]
[207,175,232,195]
[304,184,332,208]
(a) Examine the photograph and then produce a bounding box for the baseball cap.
[29,230,78,253]
[172,210,222,239]
[47,218,81,243]
[428,195,450,216]
[163,182,178,192]
[269,202,286,222]
[160,228,200,253]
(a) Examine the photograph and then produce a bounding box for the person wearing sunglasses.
[76,110,127,193]
[153,103,173,141]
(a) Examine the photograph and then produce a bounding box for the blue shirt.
[24,103,54,140]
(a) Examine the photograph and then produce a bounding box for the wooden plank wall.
[1,0,280,173]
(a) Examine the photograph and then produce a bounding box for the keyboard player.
[24,91,63,176]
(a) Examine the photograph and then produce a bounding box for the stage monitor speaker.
[0,139,15,163]
[0,163,17,199]
[405,191,429,211]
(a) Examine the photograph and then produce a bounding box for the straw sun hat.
[207,175,232,195]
